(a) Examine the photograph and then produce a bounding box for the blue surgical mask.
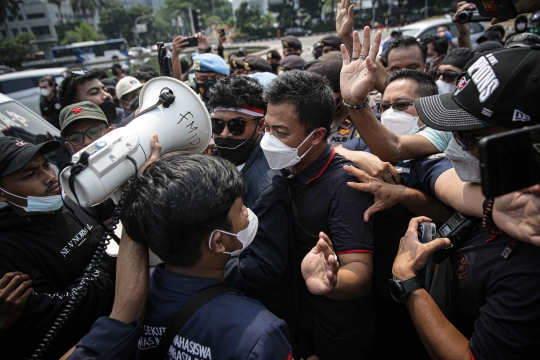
[0,187,63,212]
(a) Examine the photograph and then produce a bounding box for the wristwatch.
[389,276,424,303]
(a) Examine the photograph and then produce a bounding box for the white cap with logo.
[116,76,143,99]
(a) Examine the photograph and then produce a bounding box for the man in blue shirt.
[120,153,292,360]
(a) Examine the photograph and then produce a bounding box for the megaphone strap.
[137,87,176,118]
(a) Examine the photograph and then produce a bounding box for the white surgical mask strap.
[297,128,317,150]
[0,187,26,200]
[207,229,237,251]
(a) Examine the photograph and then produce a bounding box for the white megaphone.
[60,77,211,208]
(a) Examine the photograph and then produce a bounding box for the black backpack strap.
[154,284,231,359]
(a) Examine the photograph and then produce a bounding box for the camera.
[418,222,436,291]
[432,213,479,263]
[59,77,212,208]
[455,10,492,23]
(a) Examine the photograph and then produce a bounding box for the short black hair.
[208,74,267,111]
[386,36,427,63]
[112,64,122,70]
[121,153,244,267]
[58,70,100,108]
[385,69,438,97]
[132,71,152,83]
[489,25,505,39]
[92,68,109,80]
[137,65,159,78]
[264,70,334,139]
[419,35,449,57]
[39,75,56,87]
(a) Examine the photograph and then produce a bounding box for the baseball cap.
[416,47,540,131]
[0,137,60,178]
[439,48,477,71]
[193,53,230,76]
[475,41,503,53]
[100,78,116,91]
[505,33,540,48]
[320,35,343,49]
[305,58,342,93]
[243,55,272,73]
[116,76,143,99]
[59,101,109,136]
[281,36,302,49]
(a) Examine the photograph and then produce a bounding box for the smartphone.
[185,37,198,48]
[418,222,436,292]
[479,124,540,198]
[219,28,226,36]
[469,0,517,19]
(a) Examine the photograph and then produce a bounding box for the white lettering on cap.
[513,109,531,122]
[467,56,499,103]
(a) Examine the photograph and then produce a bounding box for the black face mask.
[314,50,323,59]
[195,80,217,102]
[271,63,279,73]
[214,126,258,165]
[98,99,118,124]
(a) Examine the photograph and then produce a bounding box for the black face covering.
[214,126,258,165]
[271,63,279,73]
[195,80,217,102]
[98,99,118,124]
[314,50,323,59]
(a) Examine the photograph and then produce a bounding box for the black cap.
[281,36,302,49]
[477,30,503,44]
[440,48,477,71]
[416,47,540,131]
[244,55,273,72]
[100,78,116,90]
[230,56,245,70]
[267,50,281,60]
[279,55,306,70]
[320,35,343,49]
[313,41,322,50]
[475,41,503,53]
[0,137,61,178]
[305,58,342,93]
[505,33,540,48]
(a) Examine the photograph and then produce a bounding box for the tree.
[0,0,21,35]
[0,32,35,68]
[59,22,100,45]
[235,2,260,35]
[159,0,232,34]
[268,0,295,29]
[70,0,109,22]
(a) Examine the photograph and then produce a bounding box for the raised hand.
[340,27,382,105]
[336,0,354,40]
[196,30,211,51]
[453,1,475,35]
[301,232,340,296]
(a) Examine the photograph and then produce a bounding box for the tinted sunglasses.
[378,100,414,113]
[430,70,460,83]
[67,125,105,146]
[211,117,262,136]
[67,70,88,91]
[453,131,487,151]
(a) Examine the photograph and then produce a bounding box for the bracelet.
[482,197,503,236]
[342,96,370,109]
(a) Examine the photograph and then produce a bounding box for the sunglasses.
[453,131,487,151]
[378,100,415,113]
[67,70,88,92]
[67,125,105,146]
[211,117,262,136]
[430,70,460,83]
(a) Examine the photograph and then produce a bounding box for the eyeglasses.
[378,100,415,113]
[453,131,487,151]
[430,70,460,83]
[67,125,105,146]
[211,117,262,136]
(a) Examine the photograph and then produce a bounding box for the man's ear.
[311,127,327,146]
[256,118,264,133]
[107,125,114,132]
[208,231,226,254]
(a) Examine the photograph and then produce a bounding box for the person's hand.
[493,185,540,246]
[343,164,405,221]
[392,217,450,280]
[139,134,162,174]
[340,28,382,105]
[492,0,540,24]
[336,0,354,40]
[204,136,215,155]
[337,149,401,184]
[301,232,340,296]
[172,35,189,57]
[196,30,211,52]
[0,272,33,333]
[218,32,226,47]
[453,1,475,35]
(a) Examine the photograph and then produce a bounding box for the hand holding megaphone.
[60,77,212,208]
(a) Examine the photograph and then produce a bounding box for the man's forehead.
[383,79,419,101]
[265,103,299,127]
[388,46,424,67]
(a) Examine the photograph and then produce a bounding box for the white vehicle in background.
[0,67,67,115]
[381,16,488,50]
[51,38,129,65]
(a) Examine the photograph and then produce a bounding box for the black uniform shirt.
[39,94,62,129]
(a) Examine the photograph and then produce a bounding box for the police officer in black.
[39,76,62,129]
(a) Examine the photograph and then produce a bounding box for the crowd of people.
[2,0,540,359]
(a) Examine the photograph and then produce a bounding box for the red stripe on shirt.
[337,249,374,255]
[305,147,336,185]
[470,349,475,360]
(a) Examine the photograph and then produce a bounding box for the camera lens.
[456,10,472,23]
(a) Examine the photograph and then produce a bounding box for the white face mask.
[426,55,441,71]
[260,129,316,170]
[40,88,51,97]
[444,137,482,183]
[436,80,457,94]
[516,22,527,31]
[381,108,421,135]
[0,187,63,212]
[208,208,258,257]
